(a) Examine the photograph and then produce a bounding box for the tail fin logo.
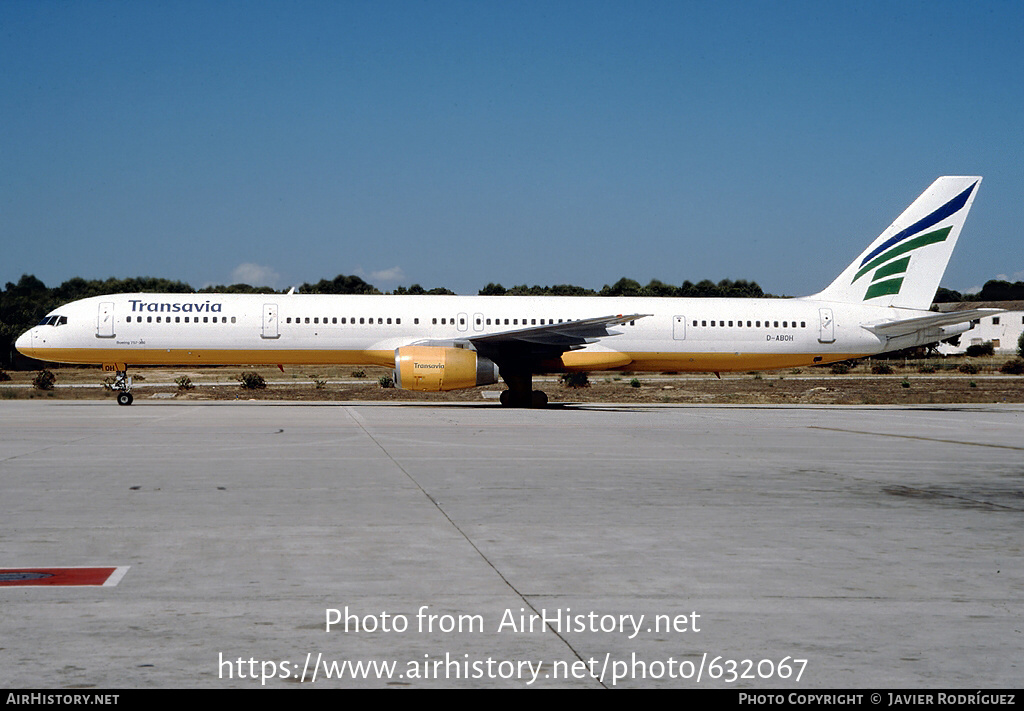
[851,181,977,301]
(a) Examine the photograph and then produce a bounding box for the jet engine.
[394,346,499,391]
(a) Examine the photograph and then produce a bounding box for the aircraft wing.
[861,309,1002,338]
[467,313,651,348]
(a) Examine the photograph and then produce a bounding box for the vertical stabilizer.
[810,177,981,309]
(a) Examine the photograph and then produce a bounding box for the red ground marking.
[0,567,122,586]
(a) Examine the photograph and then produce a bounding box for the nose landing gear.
[107,367,134,406]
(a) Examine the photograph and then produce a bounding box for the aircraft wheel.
[499,390,510,407]
[117,392,134,406]
[531,390,548,408]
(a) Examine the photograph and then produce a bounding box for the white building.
[934,302,1024,354]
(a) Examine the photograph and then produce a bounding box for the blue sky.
[3,0,1022,296]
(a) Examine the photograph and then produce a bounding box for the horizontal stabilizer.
[862,309,1002,338]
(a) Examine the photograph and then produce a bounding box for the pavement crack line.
[808,426,1024,451]
[342,406,606,688]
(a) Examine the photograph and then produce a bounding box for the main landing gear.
[498,369,548,408]
[110,369,134,406]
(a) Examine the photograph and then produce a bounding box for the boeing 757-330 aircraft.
[16,176,997,407]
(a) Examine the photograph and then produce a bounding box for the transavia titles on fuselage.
[16,176,998,407]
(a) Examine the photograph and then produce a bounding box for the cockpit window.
[37,315,67,326]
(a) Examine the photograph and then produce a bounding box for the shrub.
[900,378,911,388]
[917,364,937,373]
[351,370,366,378]
[965,342,995,357]
[237,372,267,389]
[310,375,327,389]
[871,363,894,375]
[830,363,850,375]
[175,376,195,390]
[958,362,979,374]
[378,375,394,388]
[630,378,641,388]
[559,372,590,388]
[0,370,11,382]
[33,369,56,390]
[999,358,1024,375]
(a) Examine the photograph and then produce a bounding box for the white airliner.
[16,176,996,407]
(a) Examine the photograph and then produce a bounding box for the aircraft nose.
[15,329,33,354]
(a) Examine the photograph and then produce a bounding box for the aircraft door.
[262,304,280,339]
[673,315,686,340]
[818,308,835,343]
[97,302,115,338]
[473,312,484,332]
[458,312,469,332]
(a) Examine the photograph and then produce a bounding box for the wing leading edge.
[467,313,651,348]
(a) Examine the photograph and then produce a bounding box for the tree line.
[934,280,1024,303]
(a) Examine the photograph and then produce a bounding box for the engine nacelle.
[394,346,499,391]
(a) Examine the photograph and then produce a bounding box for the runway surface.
[1,400,1021,688]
